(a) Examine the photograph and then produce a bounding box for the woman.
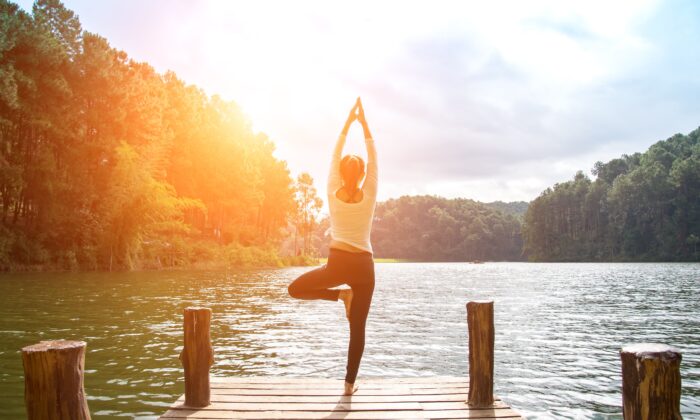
[287,97,377,396]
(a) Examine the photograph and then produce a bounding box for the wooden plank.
[421,409,521,419]
[159,377,523,420]
[210,381,467,389]
[210,376,465,384]
[168,401,423,411]
[160,408,523,419]
[420,401,509,410]
[409,387,470,395]
[208,386,469,396]
[166,401,510,412]
[177,393,489,403]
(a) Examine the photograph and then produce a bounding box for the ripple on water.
[0,263,698,419]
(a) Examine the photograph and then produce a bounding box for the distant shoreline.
[1,259,697,274]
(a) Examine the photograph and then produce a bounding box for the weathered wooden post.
[179,307,214,407]
[620,343,682,420]
[21,340,91,420]
[466,300,494,407]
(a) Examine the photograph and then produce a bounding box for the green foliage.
[370,195,524,261]
[523,128,700,261]
[0,1,298,271]
[226,243,288,268]
[483,201,529,219]
[293,172,322,256]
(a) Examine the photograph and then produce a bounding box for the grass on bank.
[1,237,319,272]
[316,257,411,264]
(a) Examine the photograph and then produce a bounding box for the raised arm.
[328,102,359,196]
[357,98,377,198]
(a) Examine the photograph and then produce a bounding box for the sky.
[15,0,700,207]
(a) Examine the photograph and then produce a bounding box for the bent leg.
[288,264,345,301]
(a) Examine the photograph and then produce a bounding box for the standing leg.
[288,264,346,301]
[344,263,375,384]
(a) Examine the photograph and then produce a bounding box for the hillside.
[369,195,523,261]
[522,127,700,261]
[484,201,529,219]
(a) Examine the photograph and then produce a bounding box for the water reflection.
[0,263,698,419]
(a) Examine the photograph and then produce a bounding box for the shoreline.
[1,259,697,274]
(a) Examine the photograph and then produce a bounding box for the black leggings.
[287,248,375,384]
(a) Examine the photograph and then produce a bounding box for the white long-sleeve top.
[327,133,378,254]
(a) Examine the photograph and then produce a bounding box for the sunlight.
[1,1,698,419]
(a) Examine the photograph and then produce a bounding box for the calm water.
[0,263,698,419]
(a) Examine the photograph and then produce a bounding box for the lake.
[0,263,698,419]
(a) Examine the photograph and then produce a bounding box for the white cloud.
[15,0,700,208]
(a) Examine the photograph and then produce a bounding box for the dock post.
[179,307,214,407]
[466,300,494,407]
[21,340,91,420]
[620,343,682,420]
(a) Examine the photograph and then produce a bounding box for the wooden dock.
[158,376,524,419]
[19,305,685,419]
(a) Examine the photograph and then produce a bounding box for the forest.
[372,196,524,261]
[0,0,322,270]
[522,128,700,262]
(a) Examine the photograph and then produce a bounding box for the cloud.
[336,0,700,203]
[14,0,700,205]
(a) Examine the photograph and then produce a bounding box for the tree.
[0,0,298,270]
[523,127,700,262]
[688,234,699,255]
[294,173,322,256]
[369,195,523,261]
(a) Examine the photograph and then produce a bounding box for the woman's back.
[327,133,378,254]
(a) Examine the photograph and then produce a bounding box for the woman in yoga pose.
[287,97,377,396]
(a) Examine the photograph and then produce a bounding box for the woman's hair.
[340,154,365,194]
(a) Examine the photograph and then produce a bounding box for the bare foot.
[344,381,359,395]
[338,289,353,319]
